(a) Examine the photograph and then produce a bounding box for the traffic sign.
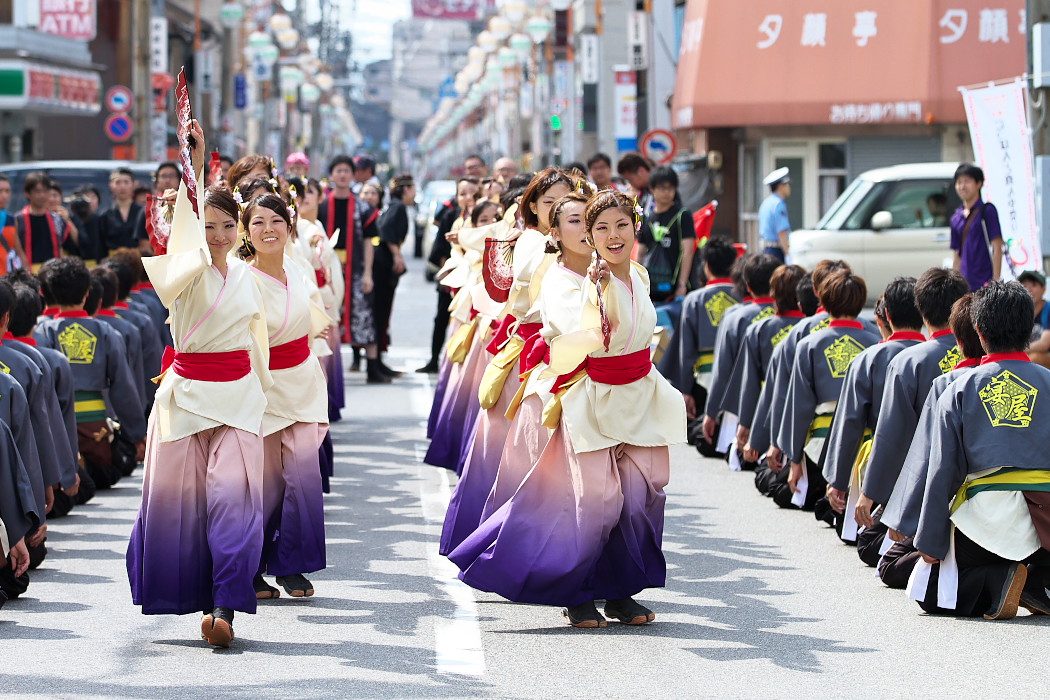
[640,128,678,165]
[105,113,134,143]
[105,85,133,113]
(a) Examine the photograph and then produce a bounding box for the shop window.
[741,145,759,213]
[818,142,847,218]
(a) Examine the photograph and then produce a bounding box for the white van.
[789,163,960,301]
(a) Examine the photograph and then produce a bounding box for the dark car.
[0,160,160,212]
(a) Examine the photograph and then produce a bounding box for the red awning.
[672,0,1024,129]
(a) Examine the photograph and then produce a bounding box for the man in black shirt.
[98,167,143,258]
[13,172,75,266]
[638,166,696,303]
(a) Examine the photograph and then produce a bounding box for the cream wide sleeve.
[247,281,274,393]
[544,277,604,376]
[142,168,210,308]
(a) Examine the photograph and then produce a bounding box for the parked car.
[0,160,160,212]
[415,179,457,260]
[790,162,961,301]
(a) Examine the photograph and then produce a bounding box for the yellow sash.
[692,350,715,377]
[806,413,834,442]
[446,316,478,364]
[850,432,874,483]
[540,370,588,429]
[950,467,1050,515]
[478,335,526,409]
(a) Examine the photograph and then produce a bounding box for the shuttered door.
[846,136,942,180]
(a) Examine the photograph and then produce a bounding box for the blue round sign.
[105,113,134,143]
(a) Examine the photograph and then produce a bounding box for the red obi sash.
[520,335,549,376]
[161,346,251,381]
[551,347,653,394]
[486,315,517,355]
[269,335,311,370]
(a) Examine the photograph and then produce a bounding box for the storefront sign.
[0,60,100,114]
[150,17,169,74]
[580,34,599,84]
[962,79,1041,272]
[39,0,97,41]
[614,67,637,153]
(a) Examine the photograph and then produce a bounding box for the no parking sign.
[105,113,134,143]
[105,85,133,113]
[640,129,678,165]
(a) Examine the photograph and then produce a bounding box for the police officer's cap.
[763,167,790,187]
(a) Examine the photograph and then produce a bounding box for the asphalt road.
[4,258,1048,698]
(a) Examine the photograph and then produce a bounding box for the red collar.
[14,336,36,346]
[829,319,863,329]
[705,277,732,286]
[113,302,130,310]
[778,310,805,318]
[750,296,774,305]
[955,357,981,369]
[55,310,90,318]
[97,309,118,317]
[42,307,58,317]
[816,306,826,314]
[741,296,753,304]
[132,282,154,292]
[980,352,1031,365]
[930,329,954,340]
[887,331,926,343]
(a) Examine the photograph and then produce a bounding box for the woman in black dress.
[373,175,414,377]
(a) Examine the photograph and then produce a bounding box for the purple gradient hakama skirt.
[325,332,345,423]
[260,422,328,577]
[482,395,551,518]
[439,372,519,555]
[449,424,669,608]
[127,421,264,615]
[424,326,488,472]
[427,319,462,440]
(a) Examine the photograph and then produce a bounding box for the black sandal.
[254,574,280,599]
[604,597,656,625]
[276,573,315,597]
[562,601,607,628]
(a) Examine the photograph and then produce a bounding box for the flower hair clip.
[288,184,298,201]
[233,186,245,214]
[633,198,644,232]
[268,176,280,192]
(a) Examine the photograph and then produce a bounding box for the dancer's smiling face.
[247,200,290,255]
[589,205,635,265]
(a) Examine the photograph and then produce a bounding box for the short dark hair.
[731,255,750,300]
[507,173,532,190]
[24,171,51,195]
[37,259,61,304]
[154,161,180,181]
[84,277,102,315]
[743,254,781,297]
[464,154,486,167]
[648,165,678,191]
[90,266,119,309]
[390,173,415,199]
[0,280,14,322]
[564,161,588,178]
[328,155,355,174]
[812,259,851,302]
[353,154,376,172]
[771,264,806,315]
[101,259,135,299]
[796,277,819,316]
[49,180,63,194]
[471,200,500,227]
[587,153,612,169]
[882,276,923,330]
[949,294,983,360]
[74,184,101,200]
[971,281,1034,353]
[7,283,40,337]
[914,267,968,328]
[954,163,985,185]
[820,270,867,318]
[108,248,147,286]
[44,257,91,306]
[0,173,8,184]
[617,153,651,176]
[701,237,737,278]
[5,268,40,294]
[203,186,239,222]
[110,166,135,181]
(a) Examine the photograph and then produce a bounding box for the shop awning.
[0,59,101,115]
[672,0,1024,130]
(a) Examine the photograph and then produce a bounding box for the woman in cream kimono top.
[250,257,331,435]
[546,262,687,452]
[144,175,271,442]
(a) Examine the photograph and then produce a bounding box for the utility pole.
[1029,0,1050,269]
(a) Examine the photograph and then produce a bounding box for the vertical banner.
[961,79,1040,273]
[614,67,637,153]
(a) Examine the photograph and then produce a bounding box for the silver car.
[790,162,960,301]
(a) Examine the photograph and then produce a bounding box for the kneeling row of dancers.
[661,245,1050,621]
